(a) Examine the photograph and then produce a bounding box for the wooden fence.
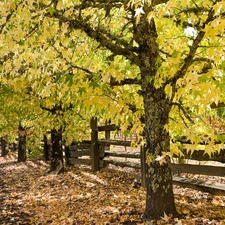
[1,118,225,195]
[68,117,225,196]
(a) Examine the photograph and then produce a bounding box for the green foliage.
[216,108,225,119]
[28,147,43,158]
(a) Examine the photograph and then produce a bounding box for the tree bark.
[49,128,64,174]
[18,125,27,162]
[64,145,71,166]
[134,16,178,219]
[142,88,177,219]
[1,137,8,157]
[43,134,50,161]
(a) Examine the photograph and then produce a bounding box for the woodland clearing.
[0,154,225,225]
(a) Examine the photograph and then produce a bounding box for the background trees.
[1,0,225,221]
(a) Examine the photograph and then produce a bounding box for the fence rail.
[104,150,140,158]
[171,163,225,177]
[173,176,225,196]
[67,117,225,196]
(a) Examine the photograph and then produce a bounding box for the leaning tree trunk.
[142,86,177,220]
[49,128,64,174]
[18,125,27,162]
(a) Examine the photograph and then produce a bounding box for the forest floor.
[1,153,225,225]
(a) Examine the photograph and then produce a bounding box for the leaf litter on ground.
[0,155,225,225]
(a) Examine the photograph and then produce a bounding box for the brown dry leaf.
[1,156,225,225]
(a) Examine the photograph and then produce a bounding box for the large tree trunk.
[49,128,64,174]
[142,87,177,220]
[134,16,178,220]
[18,125,27,162]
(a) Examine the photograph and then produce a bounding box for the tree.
[1,0,225,221]
[46,0,225,219]
[0,70,47,162]
[0,136,8,157]
[50,128,63,174]
[18,124,27,162]
[43,134,50,161]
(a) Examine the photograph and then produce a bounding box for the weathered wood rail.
[174,148,225,163]
[172,177,225,196]
[69,141,91,166]
[68,117,225,196]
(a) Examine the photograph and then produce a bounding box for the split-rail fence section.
[69,117,225,196]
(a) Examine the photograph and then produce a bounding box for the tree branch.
[51,43,96,80]
[46,11,140,65]
[110,77,141,86]
[171,102,195,124]
[151,0,170,7]
[0,4,19,34]
[0,52,15,65]
[210,102,225,109]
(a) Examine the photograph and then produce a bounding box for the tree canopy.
[1,0,225,141]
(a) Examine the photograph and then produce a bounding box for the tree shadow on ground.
[0,158,48,225]
[0,177,32,225]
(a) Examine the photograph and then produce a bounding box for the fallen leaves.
[0,155,225,224]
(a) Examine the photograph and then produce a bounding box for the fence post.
[91,117,99,172]
[140,145,147,188]
[105,120,111,139]
[104,120,111,153]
